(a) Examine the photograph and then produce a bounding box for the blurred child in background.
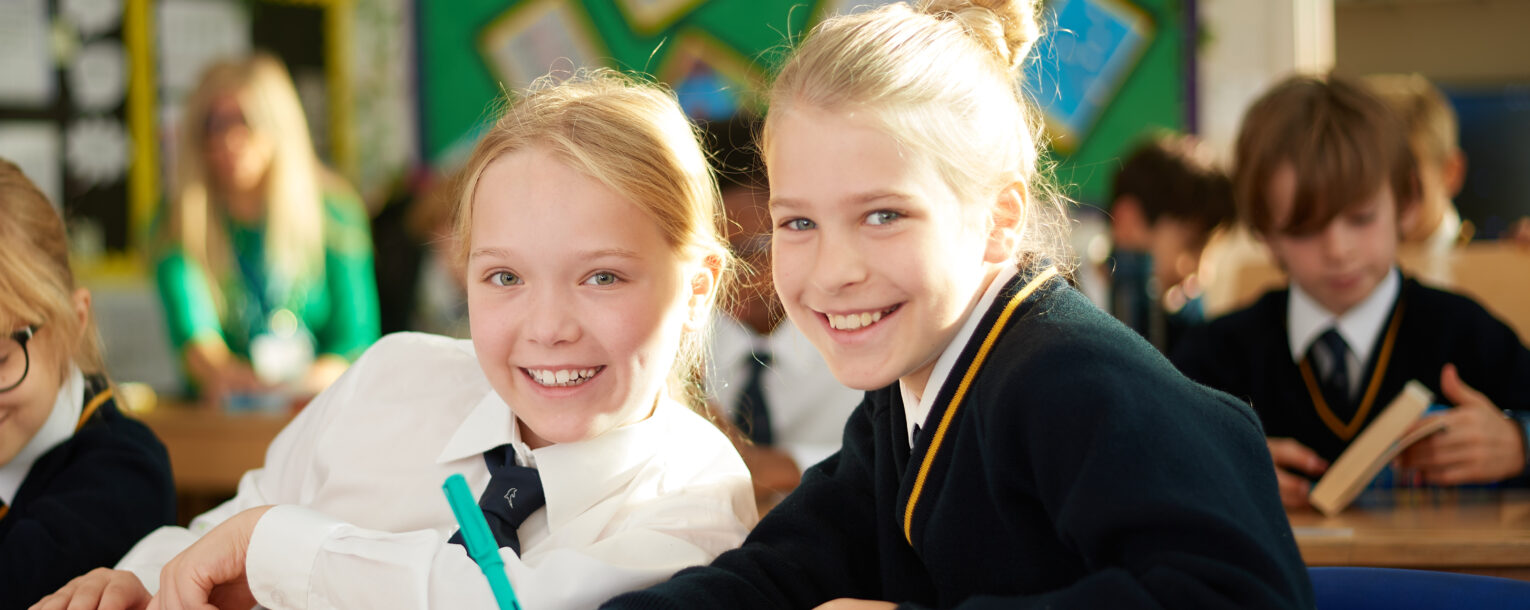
[1173,75,1530,508]
[1107,133,1235,353]
[701,115,862,511]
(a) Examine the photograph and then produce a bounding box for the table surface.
[1289,488,1530,579]
[134,405,295,495]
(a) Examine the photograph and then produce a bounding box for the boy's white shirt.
[116,332,756,610]
[706,313,863,468]
[0,367,83,504]
[898,264,1020,447]
[1286,267,1402,399]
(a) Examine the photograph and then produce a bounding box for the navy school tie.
[1313,328,1353,413]
[734,350,774,445]
[448,444,546,555]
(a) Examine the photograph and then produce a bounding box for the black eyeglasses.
[0,326,37,393]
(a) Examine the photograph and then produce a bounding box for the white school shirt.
[117,332,756,610]
[899,264,1020,447]
[0,367,82,504]
[706,314,864,468]
[1286,267,1402,400]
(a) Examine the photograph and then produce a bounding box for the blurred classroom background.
[0,0,1525,416]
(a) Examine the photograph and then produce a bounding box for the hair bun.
[919,0,1040,71]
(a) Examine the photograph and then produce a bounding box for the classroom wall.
[1333,0,1530,85]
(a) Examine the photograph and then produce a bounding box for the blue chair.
[1310,567,1530,609]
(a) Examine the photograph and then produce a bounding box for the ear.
[1398,194,1423,238]
[682,251,725,332]
[983,185,1025,264]
[71,288,91,340]
[1442,149,1467,198]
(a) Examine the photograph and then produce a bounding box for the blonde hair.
[166,53,326,311]
[1362,73,1458,170]
[451,70,733,409]
[762,0,1071,271]
[0,159,104,374]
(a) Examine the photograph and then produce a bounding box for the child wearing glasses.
[0,159,176,607]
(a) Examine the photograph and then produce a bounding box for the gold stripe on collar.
[1298,300,1405,441]
[76,386,114,431]
[903,266,1058,545]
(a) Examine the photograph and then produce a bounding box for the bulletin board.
[0,0,354,266]
[421,0,1189,203]
[0,0,134,256]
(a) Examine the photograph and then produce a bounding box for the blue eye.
[585,272,619,286]
[779,218,815,231]
[489,271,520,286]
[866,210,902,225]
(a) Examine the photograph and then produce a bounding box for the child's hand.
[814,599,898,610]
[1266,437,1328,508]
[1395,364,1526,485]
[30,568,151,610]
[147,506,272,610]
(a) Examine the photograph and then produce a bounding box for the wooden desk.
[1289,489,1530,581]
[134,406,294,496]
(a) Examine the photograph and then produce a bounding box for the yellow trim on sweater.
[903,266,1058,545]
[1298,301,1405,441]
[76,387,114,431]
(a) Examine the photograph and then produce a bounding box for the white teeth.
[827,309,886,331]
[527,367,598,387]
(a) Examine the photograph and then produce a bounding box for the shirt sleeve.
[116,353,341,592]
[243,479,747,610]
[313,192,380,362]
[155,249,227,353]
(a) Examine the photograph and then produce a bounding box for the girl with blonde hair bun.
[157,53,379,406]
[606,1,1311,607]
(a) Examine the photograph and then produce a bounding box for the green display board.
[419,0,1185,206]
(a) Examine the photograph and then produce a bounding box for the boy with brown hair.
[1172,75,1530,508]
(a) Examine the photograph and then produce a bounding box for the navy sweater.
[606,269,1312,609]
[1173,277,1530,474]
[0,378,176,608]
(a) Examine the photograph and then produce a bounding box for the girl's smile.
[767,106,1007,394]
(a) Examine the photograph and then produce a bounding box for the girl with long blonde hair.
[158,53,378,405]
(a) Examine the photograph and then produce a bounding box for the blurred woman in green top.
[157,54,379,407]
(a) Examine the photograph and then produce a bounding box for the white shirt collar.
[1287,267,1401,366]
[899,264,1020,447]
[435,388,689,531]
[0,366,85,504]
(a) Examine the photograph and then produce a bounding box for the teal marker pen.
[443,473,523,610]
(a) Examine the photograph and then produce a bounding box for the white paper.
[0,0,56,106]
[157,0,250,99]
[70,41,127,112]
[63,0,123,38]
[0,123,64,210]
[65,116,130,186]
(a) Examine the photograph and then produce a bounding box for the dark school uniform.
[605,266,1313,609]
[0,377,176,608]
[1172,277,1530,478]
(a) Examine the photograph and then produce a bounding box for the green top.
[155,191,380,365]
